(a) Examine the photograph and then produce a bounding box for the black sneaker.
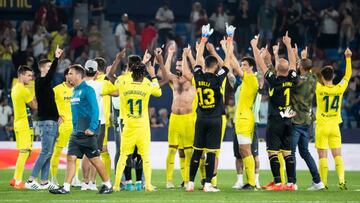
[49,186,70,194]
[241,183,256,190]
[339,182,348,190]
[199,179,205,190]
[180,181,185,188]
[98,185,113,194]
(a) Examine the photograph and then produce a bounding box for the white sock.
[15,180,22,185]
[103,181,112,188]
[63,183,70,191]
[237,174,243,184]
[255,173,260,185]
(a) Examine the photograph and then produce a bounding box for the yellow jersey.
[12,78,35,99]
[316,58,352,124]
[53,82,73,122]
[115,72,132,120]
[236,71,259,119]
[96,74,117,125]
[116,76,162,128]
[11,83,34,131]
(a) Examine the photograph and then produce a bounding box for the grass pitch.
[1,169,360,203]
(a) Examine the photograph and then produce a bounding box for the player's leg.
[315,124,329,188]
[82,155,91,190]
[278,153,286,184]
[100,124,111,176]
[166,114,179,188]
[178,148,185,184]
[62,155,78,192]
[290,124,301,185]
[281,120,296,190]
[182,114,195,187]
[211,115,226,188]
[136,127,154,191]
[133,150,143,191]
[12,130,32,189]
[252,124,260,189]
[233,132,243,189]
[329,126,346,190]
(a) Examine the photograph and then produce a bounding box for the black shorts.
[266,117,292,152]
[68,132,100,159]
[194,116,223,150]
[97,124,106,150]
[233,123,259,158]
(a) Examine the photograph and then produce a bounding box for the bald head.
[277,58,289,75]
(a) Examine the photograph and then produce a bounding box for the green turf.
[1,169,360,202]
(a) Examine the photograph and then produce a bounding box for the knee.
[67,155,77,162]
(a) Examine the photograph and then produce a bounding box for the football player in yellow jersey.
[315,48,352,190]
[50,68,81,186]
[163,43,196,189]
[113,63,162,192]
[10,65,38,189]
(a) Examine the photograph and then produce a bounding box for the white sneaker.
[166,182,175,189]
[203,183,220,192]
[256,181,261,189]
[51,177,59,186]
[88,181,98,191]
[81,182,90,191]
[186,181,194,192]
[232,181,243,189]
[307,181,325,191]
[41,181,59,190]
[25,180,42,190]
[71,176,82,187]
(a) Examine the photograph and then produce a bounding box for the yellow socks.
[199,157,206,180]
[334,156,345,184]
[278,153,286,184]
[183,148,193,183]
[13,151,29,182]
[101,151,111,176]
[166,147,177,182]
[319,158,328,186]
[50,146,63,179]
[243,155,256,186]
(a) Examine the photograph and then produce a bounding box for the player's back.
[193,66,228,118]
[119,77,162,127]
[315,81,347,124]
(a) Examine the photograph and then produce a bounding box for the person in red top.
[140,21,157,53]
[70,29,88,61]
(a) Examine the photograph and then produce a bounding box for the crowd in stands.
[1,0,360,140]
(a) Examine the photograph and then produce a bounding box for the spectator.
[88,24,102,58]
[15,21,33,67]
[194,9,208,42]
[70,28,88,61]
[115,13,136,50]
[209,3,229,47]
[155,1,174,46]
[286,0,302,45]
[339,9,355,51]
[69,19,82,38]
[318,3,339,49]
[74,50,88,66]
[0,38,17,95]
[32,25,49,59]
[46,0,60,32]
[273,0,287,43]
[226,97,235,128]
[88,0,104,29]
[190,2,207,45]
[140,21,157,54]
[55,0,74,31]
[257,0,276,46]
[47,24,67,60]
[0,96,12,140]
[339,0,353,15]
[301,0,318,55]
[234,0,251,54]
[158,108,169,126]
[150,116,164,128]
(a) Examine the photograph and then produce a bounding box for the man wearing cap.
[80,59,118,190]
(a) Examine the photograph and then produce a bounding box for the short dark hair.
[205,55,218,68]
[176,56,183,62]
[94,57,107,72]
[85,69,97,77]
[38,59,52,68]
[131,63,146,81]
[17,65,32,76]
[128,55,142,71]
[241,57,256,68]
[300,59,312,71]
[321,66,334,81]
[69,64,85,78]
[63,67,70,78]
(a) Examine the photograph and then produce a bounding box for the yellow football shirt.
[117,77,162,127]
[53,82,73,122]
[236,71,259,119]
[316,58,352,124]
[11,83,33,131]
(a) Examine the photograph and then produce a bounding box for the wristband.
[201,37,208,42]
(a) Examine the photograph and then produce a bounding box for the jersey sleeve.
[150,78,162,97]
[87,87,99,132]
[336,79,349,93]
[288,69,299,84]
[53,86,62,115]
[22,85,33,104]
[101,80,117,95]
[217,66,229,82]
[264,69,276,85]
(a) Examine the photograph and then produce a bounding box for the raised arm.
[206,42,224,67]
[282,31,296,70]
[154,47,169,86]
[196,24,213,67]
[107,48,126,83]
[182,45,194,81]
[164,42,177,81]
[272,42,280,68]
[250,35,267,75]
[343,48,352,81]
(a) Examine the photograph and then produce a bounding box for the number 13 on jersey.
[197,88,215,107]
